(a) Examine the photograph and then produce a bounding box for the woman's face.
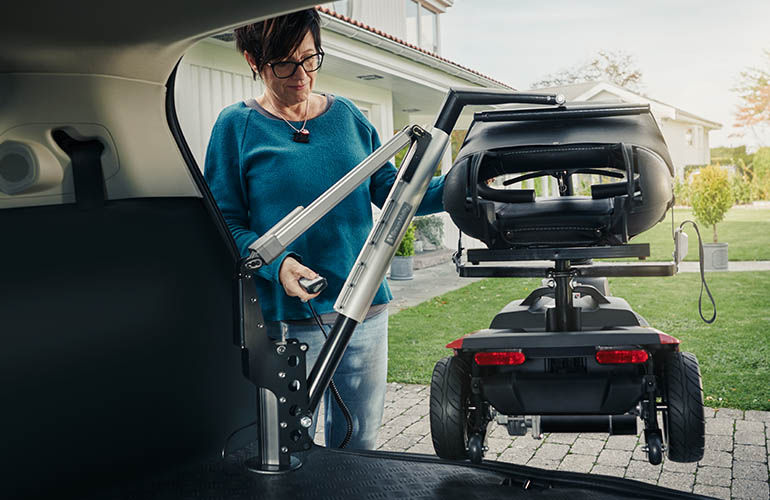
[259,30,320,106]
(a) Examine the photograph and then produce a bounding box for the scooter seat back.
[443,103,674,249]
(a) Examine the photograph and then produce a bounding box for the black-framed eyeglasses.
[268,52,324,79]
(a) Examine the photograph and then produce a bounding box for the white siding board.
[175,56,264,167]
[354,0,406,39]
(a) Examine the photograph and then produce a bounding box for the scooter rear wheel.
[430,356,470,460]
[663,351,706,462]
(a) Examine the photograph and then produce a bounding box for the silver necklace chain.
[269,98,309,134]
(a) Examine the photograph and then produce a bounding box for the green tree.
[531,50,643,92]
[690,166,734,243]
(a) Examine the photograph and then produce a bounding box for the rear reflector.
[446,337,464,349]
[474,351,525,366]
[446,331,482,350]
[595,349,649,364]
[657,332,681,345]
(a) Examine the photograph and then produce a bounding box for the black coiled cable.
[679,220,717,324]
[306,300,354,449]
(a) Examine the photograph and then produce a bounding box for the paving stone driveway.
[327,383,770,500]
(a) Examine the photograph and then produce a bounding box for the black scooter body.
[431,103,706,467]
[452,283,674,417]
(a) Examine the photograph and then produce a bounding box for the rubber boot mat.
[89,444,711,500]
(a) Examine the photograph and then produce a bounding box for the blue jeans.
[265,309,388,450]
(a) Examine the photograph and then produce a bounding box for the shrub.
[533,176,543,197]
[684,164,706,179]
[690,165,733,243]
[575,175,591,196]
[730,173,752,205]
[413,215,444,248]
[750,148,770,200]
[673,177,691,206]
[751,175,770,201]
[395,223,416,257]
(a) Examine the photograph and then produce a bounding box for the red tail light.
[595,349,649,364]
[474,351,525,366]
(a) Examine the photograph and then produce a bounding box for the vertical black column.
[547,260,581,332]
[307,315,359,413]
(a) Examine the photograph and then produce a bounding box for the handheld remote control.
[299,276,327,295]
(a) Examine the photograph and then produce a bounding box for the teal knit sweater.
[204,95,445,322]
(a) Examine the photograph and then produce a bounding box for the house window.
[686,128,693,146]
[406,0,419,46]
[326,1,350,17]
[420,5,438,53]
[405,0,440,53]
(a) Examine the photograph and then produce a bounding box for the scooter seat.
[443,103,675,249]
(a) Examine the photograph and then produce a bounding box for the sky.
[440,0,770,149]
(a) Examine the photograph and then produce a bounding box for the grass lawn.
[626,205,770,261]
[388,271,770,411]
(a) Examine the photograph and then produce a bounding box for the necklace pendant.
[293,129,310,143]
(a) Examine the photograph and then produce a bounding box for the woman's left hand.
[279,256,321,302]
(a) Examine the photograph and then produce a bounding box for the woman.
[204,9,445,450]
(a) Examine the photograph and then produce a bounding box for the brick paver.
[370,383,770,500]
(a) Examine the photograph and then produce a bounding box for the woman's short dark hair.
[234,9,322,80]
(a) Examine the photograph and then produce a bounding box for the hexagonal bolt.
[299,344,308,351]
[300,416,313,428]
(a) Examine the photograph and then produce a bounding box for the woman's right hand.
[279,256,321,302]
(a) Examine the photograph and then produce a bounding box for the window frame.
[405,0,440,53]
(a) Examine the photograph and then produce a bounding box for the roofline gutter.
[672,112,722,130]
[318,12,511,90]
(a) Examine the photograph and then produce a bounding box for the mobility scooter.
[430,102,706,466]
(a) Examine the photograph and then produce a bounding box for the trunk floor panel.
[88,444,709,500]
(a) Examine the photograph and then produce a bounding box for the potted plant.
[413,215,445,252]
[690,165,734,271]
[390,223,416,280]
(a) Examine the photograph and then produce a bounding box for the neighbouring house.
[529,81,722,181]
[174,1,510,251]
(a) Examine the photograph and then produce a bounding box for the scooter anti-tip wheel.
[647,433,663,465]
[467,433,484,464]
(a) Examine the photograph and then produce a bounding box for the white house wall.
[659,120,710,178]
[175,39,263,168]
[314,72,394,140]
[352,0,407,39]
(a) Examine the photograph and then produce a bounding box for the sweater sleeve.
[203,109,297,283]
[368,126,446,215]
